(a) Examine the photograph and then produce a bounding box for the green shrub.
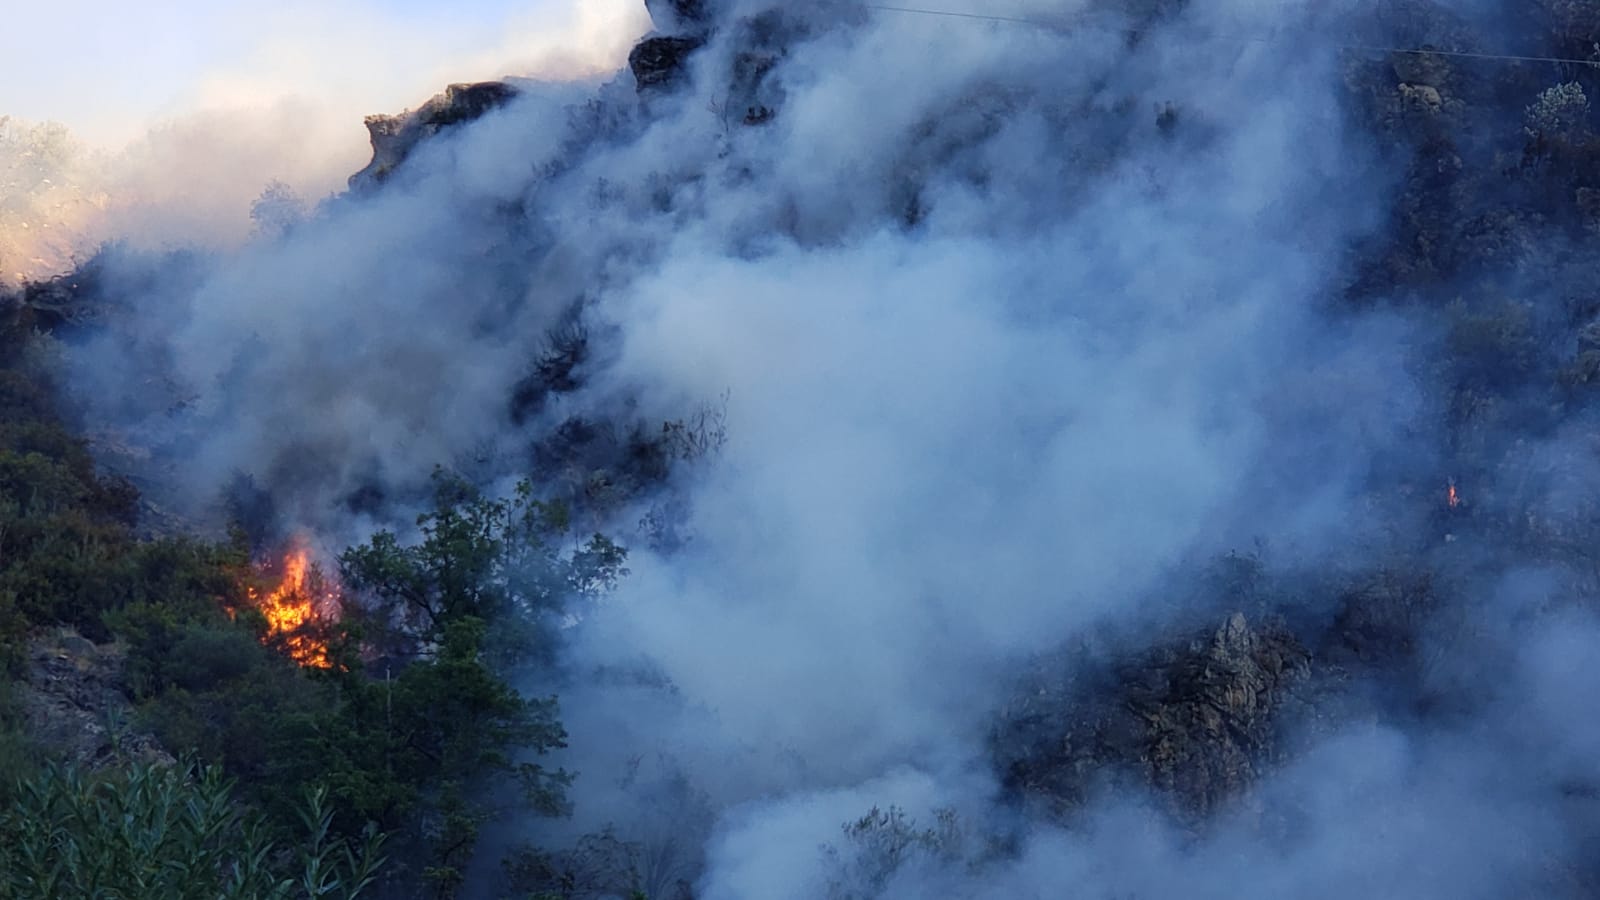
[0,758,386,900]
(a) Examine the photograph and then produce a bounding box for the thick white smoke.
[544,4,1406,896]
[41,0,1600,897]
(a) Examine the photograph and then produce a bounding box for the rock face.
[645,0,714,32]
[19,630,172,769]
[997,613,1311,825]
[627,5,789,123]
[630,0,734,94]
[629,36,707,92]
[348,81,520,191]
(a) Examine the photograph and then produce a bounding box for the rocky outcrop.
[997,613,1312,825]
[627,4,789,125]
[631,0,715,93]
[629,36,707,92]
[646,0,715,33]
[348,81,520,191]
[19,629,172,769]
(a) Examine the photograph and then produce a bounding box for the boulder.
[629,36,707,92]
[1399,82,1444,114]
[349,81,520,191]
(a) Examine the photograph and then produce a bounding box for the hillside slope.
[9,0,1600,897]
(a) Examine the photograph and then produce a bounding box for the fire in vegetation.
[241,540,342,669]
[1448,480,1461,509]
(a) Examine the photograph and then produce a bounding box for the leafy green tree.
[340,471,627,666]
[315,472,627,895]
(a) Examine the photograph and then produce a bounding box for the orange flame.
[1447,482,1460,509]
[245,543,340,669]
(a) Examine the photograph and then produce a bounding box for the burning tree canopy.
[240,539,341,669]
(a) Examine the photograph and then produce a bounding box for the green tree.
[325,472,627,896]
[340,471,627,666]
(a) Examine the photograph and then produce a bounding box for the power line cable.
[1338,44,1600,65]
[864,4,1055,27]
[863,3,1600,67]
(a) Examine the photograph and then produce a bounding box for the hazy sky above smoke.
[1,0,647,145]
[0,0,647,279]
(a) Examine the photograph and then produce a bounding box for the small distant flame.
[243,541,341,669]
[1447,481,1461,509]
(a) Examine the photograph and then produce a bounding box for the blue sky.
[0,0,647,145]
[0,0,649,268]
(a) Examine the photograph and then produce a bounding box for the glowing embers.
[242,539,341,669]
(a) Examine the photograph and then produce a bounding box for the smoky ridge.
[7,0,1600,897]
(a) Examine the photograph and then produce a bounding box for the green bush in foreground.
[0,758,385,900]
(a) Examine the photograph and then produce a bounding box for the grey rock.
[349,81,520,191]
[996,613,1311,825]
[629,36,707,92]
[20,630,174,770]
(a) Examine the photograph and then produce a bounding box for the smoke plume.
[23,0,1600,896]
